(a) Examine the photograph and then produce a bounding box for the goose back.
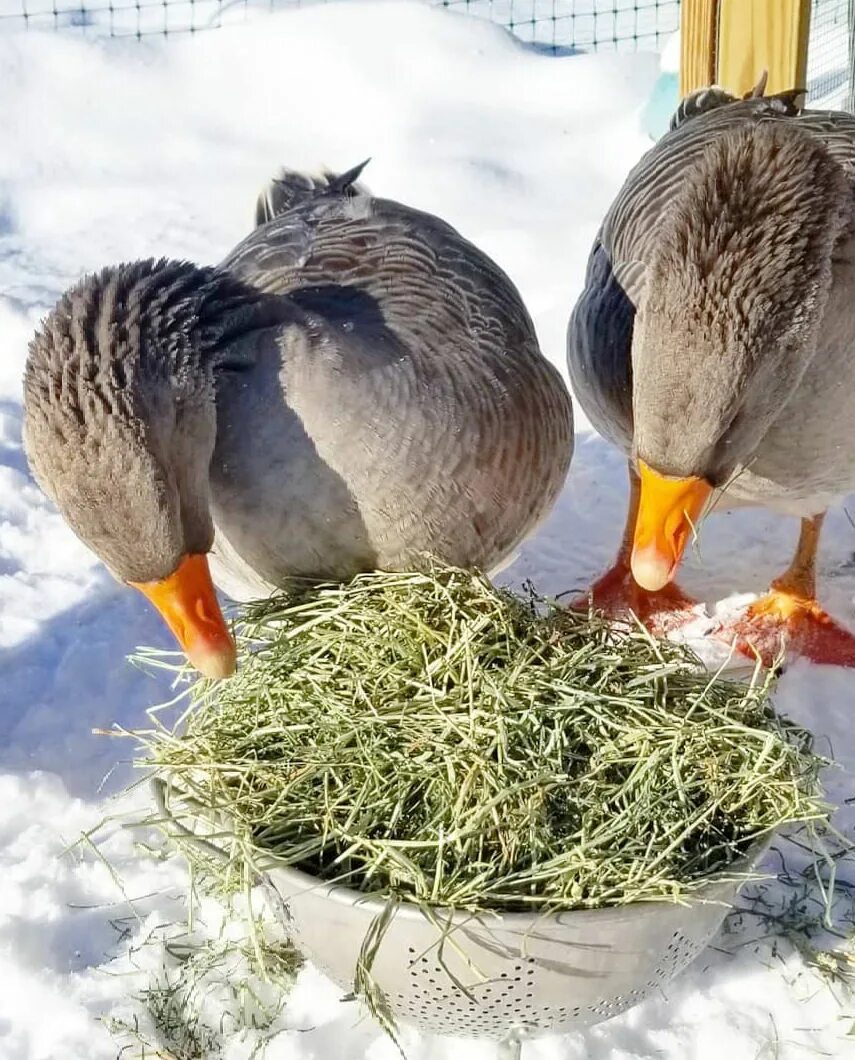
[568,99,855,462]
[208,179,573,594]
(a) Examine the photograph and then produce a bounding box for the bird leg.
[715,513,855,667]
[573,463,699,634]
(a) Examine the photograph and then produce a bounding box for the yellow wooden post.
[680,0,812,100]
[717,0,811,96]
[679,0,719,97]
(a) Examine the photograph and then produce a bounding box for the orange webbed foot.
[714,588,855,668]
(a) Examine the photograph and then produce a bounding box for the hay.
[138,564,827,912]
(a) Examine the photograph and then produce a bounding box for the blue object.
[642,71,679,142]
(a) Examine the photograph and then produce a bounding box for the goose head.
[628,121,852,591]
[23,259,272,678]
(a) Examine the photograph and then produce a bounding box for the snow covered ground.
[1,3,855,1058]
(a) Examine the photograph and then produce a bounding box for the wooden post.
[679,0,718,97]
[717,0,811,96]
[680,0,811,100]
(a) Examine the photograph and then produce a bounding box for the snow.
[0,2,855,1058]
[660,28,679,75]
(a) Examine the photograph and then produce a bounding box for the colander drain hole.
[368,929,699,1036]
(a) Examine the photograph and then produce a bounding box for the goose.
[568,84,855,667]
[24,162,573,678]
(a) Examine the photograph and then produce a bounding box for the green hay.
[727,823,855,990]
[106,932,303,1060]
[137,564,828,913]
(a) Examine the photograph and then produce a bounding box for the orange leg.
[716,513,855,668]
[573,464,699,634]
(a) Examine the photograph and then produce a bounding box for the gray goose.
[24,163,573,677]
[568,84,855,666]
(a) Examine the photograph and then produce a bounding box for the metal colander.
[153,782,765,1056]
[264,847,765,1051]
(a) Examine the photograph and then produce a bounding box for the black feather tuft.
[254,159,372,227]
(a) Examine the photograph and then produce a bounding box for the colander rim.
[152,778,770,928]
[264,837,771,928]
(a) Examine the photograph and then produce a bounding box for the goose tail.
[669,72,805,133]
[254,159,371,226]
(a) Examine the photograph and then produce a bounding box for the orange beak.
[630,461,713,592]
[131,553,237,679]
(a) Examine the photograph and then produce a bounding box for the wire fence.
[0,0,853,115]
[440,1,679,52]
[0,0,681,47]
[807,0,854,109]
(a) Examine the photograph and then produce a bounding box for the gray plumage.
[24,164,573,599]
[568,93,855,517]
